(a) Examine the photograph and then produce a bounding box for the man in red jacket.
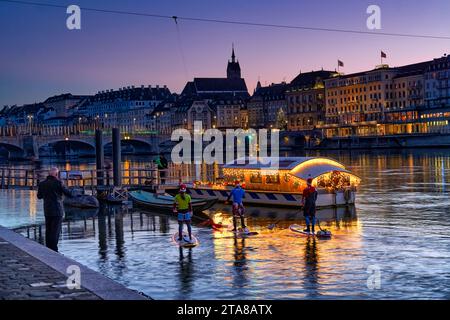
[301,178,318,234]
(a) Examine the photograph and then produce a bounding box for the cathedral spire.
[227,43,241,79]
[231,43,235,63]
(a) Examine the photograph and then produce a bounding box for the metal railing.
[0,162,222,191]
[0,168,194,190]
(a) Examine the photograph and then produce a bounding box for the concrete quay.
[0,225,149,300]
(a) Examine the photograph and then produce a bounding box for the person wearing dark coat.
[37,167,73,252]
[301,178,318,234]
[155,154,168,184]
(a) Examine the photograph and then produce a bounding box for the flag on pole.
[338,60,344,67]
[381,51,387,58]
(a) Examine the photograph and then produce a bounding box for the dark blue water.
[2,150,450,299]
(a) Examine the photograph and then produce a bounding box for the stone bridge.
[0,130,316,160]
[0,133,170,159]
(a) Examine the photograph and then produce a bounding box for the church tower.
[227,44,241,79]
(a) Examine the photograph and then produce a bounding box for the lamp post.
[27,115,34,135]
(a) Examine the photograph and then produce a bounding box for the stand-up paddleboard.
[232,228,259,237]
[172,232,199,248]
[289,224,332,238]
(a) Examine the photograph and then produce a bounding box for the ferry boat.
[185,157,361,208]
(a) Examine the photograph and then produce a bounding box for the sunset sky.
[1,0,450,106]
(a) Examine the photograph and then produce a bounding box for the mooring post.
[1,168,4,189]
[112,128,121,187]
[25,170,29,188]
[95,129,104,187]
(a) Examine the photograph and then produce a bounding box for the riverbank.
[0,225,149,300]
[314,132,450,149]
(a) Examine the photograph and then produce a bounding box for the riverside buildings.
[75,85,172,132]
[286,70,337,131]
[321,56,450,138]
[177,47,250,131]
[247,81,288,129]
[2,52,450,147]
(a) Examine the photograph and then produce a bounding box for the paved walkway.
[0,237,99,300]
[0,225,149,300]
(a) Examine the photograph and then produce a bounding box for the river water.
[1,150,450,299]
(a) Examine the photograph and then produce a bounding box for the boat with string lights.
[185,157,361,208]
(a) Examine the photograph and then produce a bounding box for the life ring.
[344,189,352,203]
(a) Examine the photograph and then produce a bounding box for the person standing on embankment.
[37,167,73,252]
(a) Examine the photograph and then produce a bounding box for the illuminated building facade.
[287,70,337,131]
[320,59,450,138]
[248,81,288,129]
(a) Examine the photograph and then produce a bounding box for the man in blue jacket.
[226,181,247,232]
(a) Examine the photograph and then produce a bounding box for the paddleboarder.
[226,180,247,232]
[301,178,318,234]
[173,184,193,242]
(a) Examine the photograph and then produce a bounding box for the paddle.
[267,220,281,230]
[268,206,303,230]
[316,218,325,232]
[198,218,226,230]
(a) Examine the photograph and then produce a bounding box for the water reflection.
[303,237,319,298]
[160,215,170,234]
[3,149,450,299]
[15,203,360,299]
[232,237,249,292]
[98,209,108,259]
[114,211,125,259]
[178,247,194,298]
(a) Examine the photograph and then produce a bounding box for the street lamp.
[27,114,34,135]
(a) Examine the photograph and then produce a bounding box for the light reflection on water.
[1,150,450,299]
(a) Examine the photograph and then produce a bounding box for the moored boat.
[184,157,361,208]
[63,187,100,209]
[63,194,100,209]
[129,190,217,220]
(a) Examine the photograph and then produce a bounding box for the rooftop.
[44,93,90,104]
[91,86,171,103]
[252,82,288,100]
[182,78,249,96]
[223,157,360,181]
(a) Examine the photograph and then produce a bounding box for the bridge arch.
[0,143,25,159]
[104,138,155,155]
[38,139,96,157]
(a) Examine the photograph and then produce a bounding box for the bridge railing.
[0,123,160,137]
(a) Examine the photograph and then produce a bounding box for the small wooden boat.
[129,190,217,220]
[63,187,99,209]
[64,194,100,209]
[64,206,99,221]
[96,186,128,205]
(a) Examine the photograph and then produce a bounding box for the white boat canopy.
[224,157,360,181]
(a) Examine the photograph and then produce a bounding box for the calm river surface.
[1,150,450,299]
